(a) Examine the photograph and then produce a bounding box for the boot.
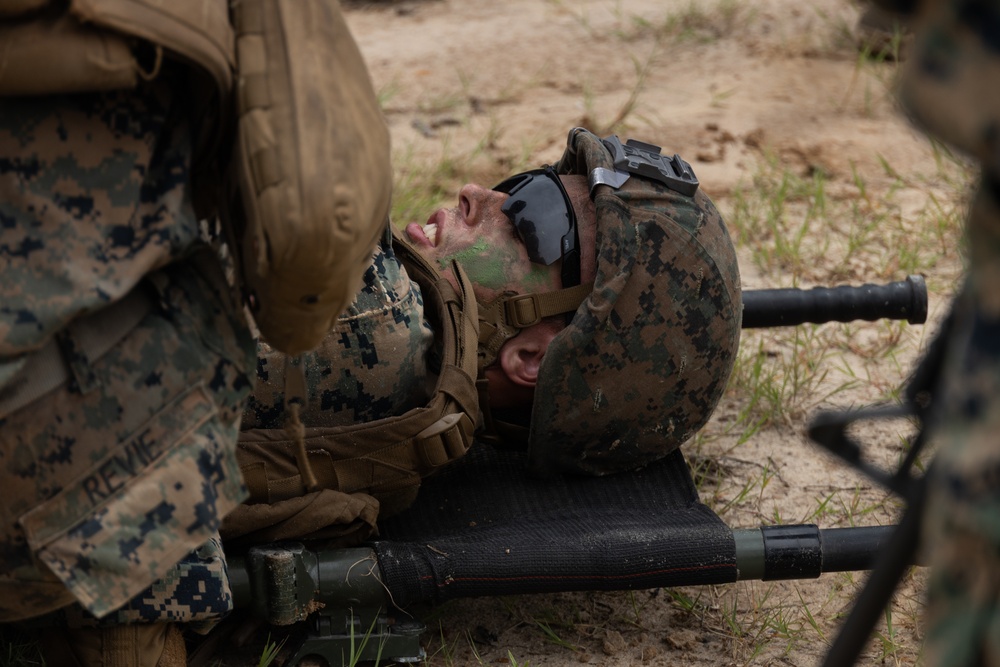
[40,622,187,667]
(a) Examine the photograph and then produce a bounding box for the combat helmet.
[478,127,742,476]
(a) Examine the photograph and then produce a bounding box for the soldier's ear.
[498,322,560,387]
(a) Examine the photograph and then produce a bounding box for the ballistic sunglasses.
[492,166,581,289]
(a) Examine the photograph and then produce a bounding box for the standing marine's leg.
[921,176,1000,667]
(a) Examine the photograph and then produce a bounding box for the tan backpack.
[221,232,481,548]
[229,0,393,355]
[1,0,393,358]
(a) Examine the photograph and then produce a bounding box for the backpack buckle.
[505,294,542,328]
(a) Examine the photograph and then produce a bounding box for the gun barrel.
[741,274,927,328]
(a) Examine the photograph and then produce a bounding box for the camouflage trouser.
[921,180,1000,667]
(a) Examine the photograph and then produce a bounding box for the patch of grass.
[345,611,388,667]
[727,324,860,437]
[256,633,285,667]
[506,649,530,667]
[389,127,548,232]
[727,156,823,277]
[642,0,744,44]
[555,0,745,45]
[533,620,581,652]
[873,604,905,665]
[582,49,657,137]
[667,587,709,616]
[797,588,828,643]
[0,626,44,667]
[726,147,968,288]
[390,141,470,227]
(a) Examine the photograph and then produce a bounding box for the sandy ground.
[210,1,969,665]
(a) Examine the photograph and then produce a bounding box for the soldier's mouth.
[424,209,446,247]
[405,221,435,248]
[405,210,445,249]
[423,221,438,246]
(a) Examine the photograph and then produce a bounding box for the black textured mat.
[372,445,736,607]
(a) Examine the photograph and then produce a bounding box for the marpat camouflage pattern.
[242,226,436,430]
[529,128,742,476]
[0,81,255,623]
[57,536,232,633]
[892,0,1000,664]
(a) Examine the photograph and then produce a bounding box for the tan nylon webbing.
[242,409,475,502]
[240,72,270,110]
[505,281,594,327]
[476,281,594,374]
[238,230,480,507]
[234,0,265,32]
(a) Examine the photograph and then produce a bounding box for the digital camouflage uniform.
[0,1,391,663]
[222,227,457,550]
[0,78,255,629]
[242,226,436,431]
[527,129,742,476]
[892,0,1000,664]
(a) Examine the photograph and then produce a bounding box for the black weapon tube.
[742,275,927,328]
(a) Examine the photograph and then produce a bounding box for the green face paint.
[437,239,554,293]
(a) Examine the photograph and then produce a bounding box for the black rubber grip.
[741,275,927,328]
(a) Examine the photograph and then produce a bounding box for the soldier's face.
[405,176,596,304]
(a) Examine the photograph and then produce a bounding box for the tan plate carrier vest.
[0,0,233,98]
[0,0,235,197]
[0,0,393,358]
[222,232,481,547]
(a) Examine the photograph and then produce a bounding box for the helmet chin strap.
[473,281,594,446]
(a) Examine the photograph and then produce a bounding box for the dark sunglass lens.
[508,178,571,265]
[495,167,581,288]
